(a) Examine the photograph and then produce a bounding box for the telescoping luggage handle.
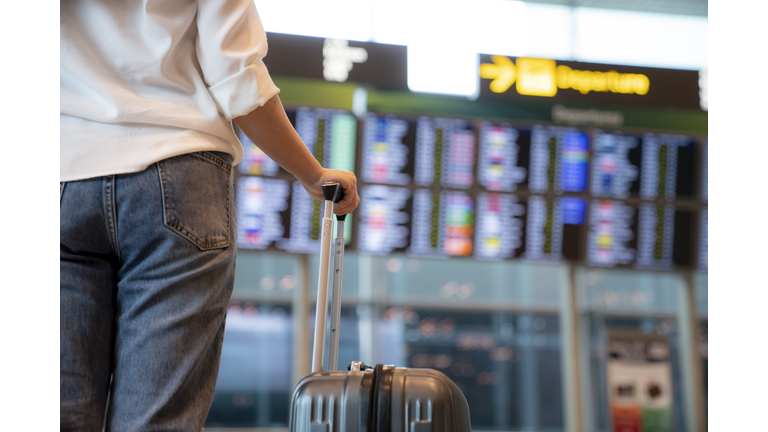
[311,182,347,373]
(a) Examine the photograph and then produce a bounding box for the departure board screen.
[361,113,416,185]
[477,122,529,192]
[590,132,640,199]
[639,134,695,201]
[408,190,475,258]
[589,131,696,200]
[292,107,357,173]
[275,107,357,252]
[230,104,705,272]
[701,139,708,202]
[586,200,637,266]
[474,192,526,260]
[235,107,357,252]
[528,125,590,194]
[357,185,412,255]
[523,196,584,262]
[236,176,291,250]
[277,181,327,253]
[414,117,476,189]
[237,128,280,176]
[635,203,677,268]
[698,207,707,269]
[586,200,692,268]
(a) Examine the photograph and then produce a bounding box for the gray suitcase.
[288,183,471,432]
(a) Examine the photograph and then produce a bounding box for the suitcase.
[288,182,472,432]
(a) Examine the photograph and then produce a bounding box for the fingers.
[334,192,360,215]
[325,170,359,215]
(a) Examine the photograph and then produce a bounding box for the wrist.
[296,163,325,188]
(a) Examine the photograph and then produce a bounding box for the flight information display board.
[698,207,707,269]
[277,108,357,253]
[586,200,693,269]
[231,105,705,271]
[590,132,640,199]
[236,176,291,250]
[477,122,528,192]
[586,200,637,267]
[590,131,696,200]
[357,185,412,255]
[237,129,280,176]
[522,196,585,262]
[361,113,416,185]
[414,117,476,189]
[408,190,475,258]
[701,139,708,202]
[235,107,357,252]
[474,192,526,260]
[639,134,695,201]
[528,125,590,194]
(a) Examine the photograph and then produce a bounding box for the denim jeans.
[60,151,237,431]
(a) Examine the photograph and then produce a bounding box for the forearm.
[233,94,323,185]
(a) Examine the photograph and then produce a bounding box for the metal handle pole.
[327,217,346,371]
[311,201,334,373]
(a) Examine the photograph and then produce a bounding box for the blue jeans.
[60,151,237,431]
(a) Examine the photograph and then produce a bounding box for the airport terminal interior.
[188,0,708,431]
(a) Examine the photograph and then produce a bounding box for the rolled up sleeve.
[196,0,280,120]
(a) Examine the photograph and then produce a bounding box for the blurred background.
[204,1,707,431]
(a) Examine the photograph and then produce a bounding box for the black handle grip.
[322,182,343,203]
[322,182,348,220]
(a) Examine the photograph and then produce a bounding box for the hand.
[301,168,360,215]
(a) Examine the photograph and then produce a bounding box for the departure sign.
[236,176,291,249]
[474,192,525,260]
[477,122,528,192]
[528,125,589,194]
[357,185,412,255]
[408,190,474,258]
[414,117,476,189]
[361,113,415,185]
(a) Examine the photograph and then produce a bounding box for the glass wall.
[206,251,567,431]
[205,251,706,432]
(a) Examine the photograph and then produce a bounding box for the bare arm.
[233,95,360,215]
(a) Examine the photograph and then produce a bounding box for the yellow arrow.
[479,55,516,93]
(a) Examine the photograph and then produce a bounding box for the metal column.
[678,270,706,432]
[560,264,584,432]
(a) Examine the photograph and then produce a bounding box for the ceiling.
[521,0,707,17]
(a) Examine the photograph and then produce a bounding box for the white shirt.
[60,0,280,182]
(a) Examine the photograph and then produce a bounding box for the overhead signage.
[478,54,699,109]
[263,32,407,90]
[479,57,652,97]
[262,33,702,110]
[322,39,368,82]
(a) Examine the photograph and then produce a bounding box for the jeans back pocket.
[157,151,231,251]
